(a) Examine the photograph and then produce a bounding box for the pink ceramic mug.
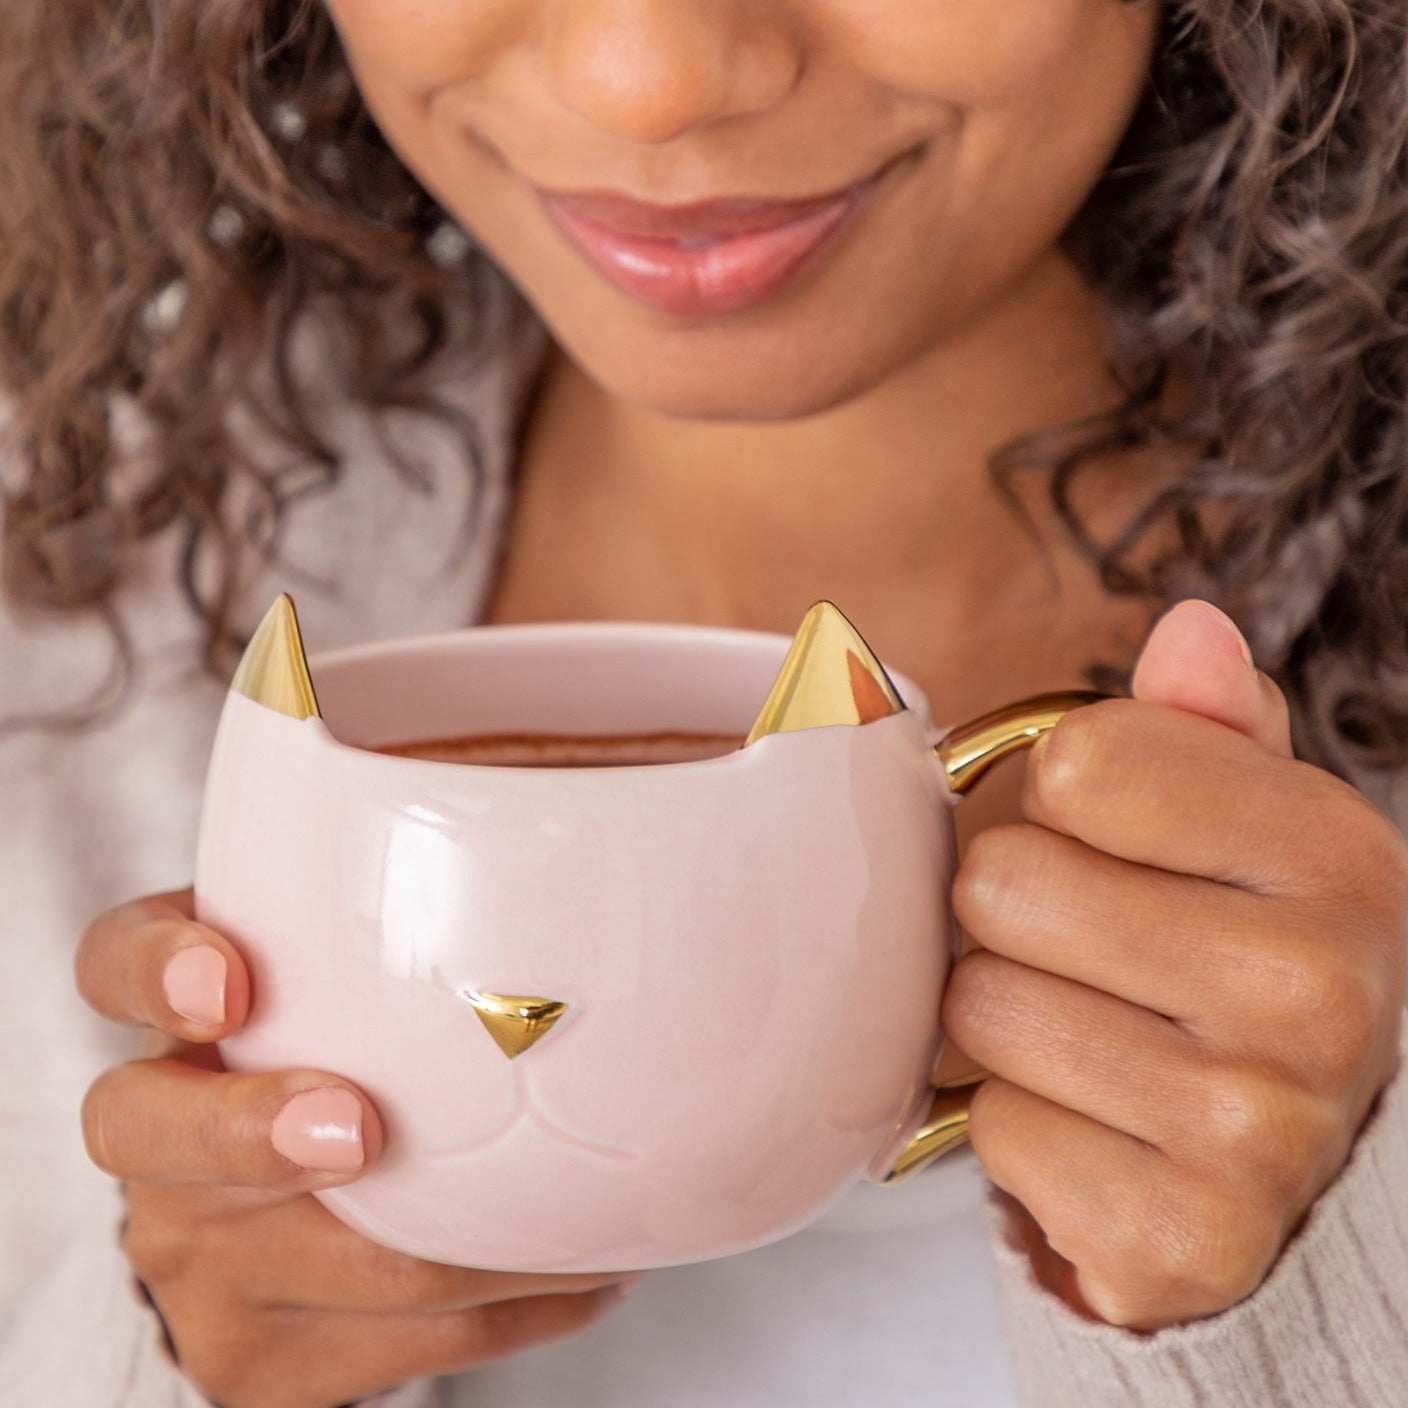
[196,597,1092,1273]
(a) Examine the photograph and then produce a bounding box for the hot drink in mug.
[196,597,1093,1273]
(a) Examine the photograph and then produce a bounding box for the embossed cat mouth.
[418,987,637,1163]
[421,1064,638,1165]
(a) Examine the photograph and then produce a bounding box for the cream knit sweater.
[2,316,1405,1408]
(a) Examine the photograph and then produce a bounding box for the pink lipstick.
[537,174,882,317]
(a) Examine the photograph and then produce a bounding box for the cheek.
[323,0,1156,117]
[321,0,524,100]
[817,0,1157,108]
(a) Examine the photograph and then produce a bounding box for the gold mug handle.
[881,690,1105,1185]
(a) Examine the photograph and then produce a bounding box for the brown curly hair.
[1,0,1406,770]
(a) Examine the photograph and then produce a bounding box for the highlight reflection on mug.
[419,986,638,1165]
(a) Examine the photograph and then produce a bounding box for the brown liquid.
[376,730,745,768]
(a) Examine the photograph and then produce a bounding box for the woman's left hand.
[944,599,1408,1331]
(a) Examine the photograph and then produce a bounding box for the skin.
[75,2,1408,1404]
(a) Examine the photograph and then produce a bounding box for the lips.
[536,166,892,317]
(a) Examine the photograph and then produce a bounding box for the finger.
[414,1283,638,1372]
[954,823,1284,1021]
[969,1079,1276,1330]
[360,1286,635,1383]
[75,889,251,1040]
[1022,698,1375,894]
[82,1059,383,1188]
[954,822,1394,1087]
[238,1197,638,1313]
[1130,600,1293,758]
[186,1287,634,1408]
[942,949,1191,1148]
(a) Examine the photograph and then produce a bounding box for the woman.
[1,1,1406,1405]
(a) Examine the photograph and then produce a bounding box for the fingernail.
[1191,601,1257,674]
[272,1089,365,1172]
[162,946,227,1027]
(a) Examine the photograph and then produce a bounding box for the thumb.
[1130,600,1293,758]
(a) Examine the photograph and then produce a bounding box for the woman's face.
[322,0,1160,420]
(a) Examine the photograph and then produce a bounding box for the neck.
[502,250,1165,678]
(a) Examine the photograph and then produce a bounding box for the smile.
[534,152,915,318]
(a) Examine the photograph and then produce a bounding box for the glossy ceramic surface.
[196,623,955,1272]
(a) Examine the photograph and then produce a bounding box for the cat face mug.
[195,596,1094,1272]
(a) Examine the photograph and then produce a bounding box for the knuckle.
[1098,1184,1271,1322]
[1309,791,1408,911]
[1184,1066,1335,1200]
[1296,961,1382,1085]
[1260,945,1382,1083]
[1099,1196,1174,1283]
[1156,1187,1272,1313]
[1345,796,1408,877]
[1229,938,1383,1088]
[1190,1067,1288,1170]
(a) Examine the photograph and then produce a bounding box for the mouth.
[534,151,915,318]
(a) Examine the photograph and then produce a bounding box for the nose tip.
[463,990,569,1059]
[544,0,800,145]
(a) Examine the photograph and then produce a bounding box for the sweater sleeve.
[0,1181,442,1408]
[987,1036,1408,1408]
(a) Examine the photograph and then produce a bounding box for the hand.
[944,600,1408,1331]
[76,891,636,1408]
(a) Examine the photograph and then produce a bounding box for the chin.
[544,312,917,425]
[605,366,876,425]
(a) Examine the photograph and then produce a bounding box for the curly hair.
[1,0,1406,770]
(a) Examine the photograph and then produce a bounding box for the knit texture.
[990,1034,1408,1408]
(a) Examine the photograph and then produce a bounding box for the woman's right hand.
[75,890,636,1408]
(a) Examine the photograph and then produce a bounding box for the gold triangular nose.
[230,595,321,720]
[745,601,904,745]
[464,991,568,1060]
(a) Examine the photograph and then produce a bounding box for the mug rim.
[300,618,934,776]
[308,617,799,672]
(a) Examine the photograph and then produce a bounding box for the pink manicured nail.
[272,1089,365,1172]
[162,946,227,1027]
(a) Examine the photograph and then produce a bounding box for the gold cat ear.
[745,602,905,745]
[231,595,321,720]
